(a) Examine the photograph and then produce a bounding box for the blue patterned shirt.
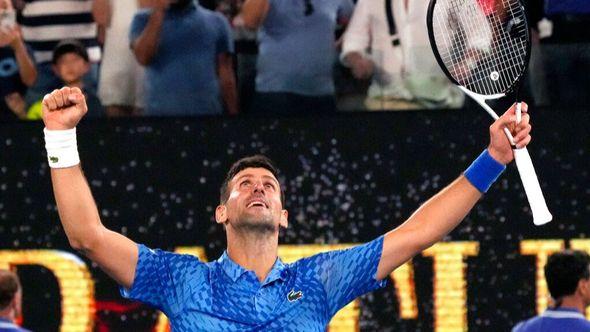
[121,236,386,331]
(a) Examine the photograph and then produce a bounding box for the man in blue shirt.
[513,250,590,332]
[240,0,353,115]
[130,0,238,116]
[0,270,31,332]
[40,87,532,330]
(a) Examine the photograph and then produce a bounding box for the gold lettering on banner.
[423,242,479,332]
[520,240,564,314]
[567,239,590,318]
[9,240,578,330]
[0,250,95,332]
[155,246,208,332]
[391,261,418,319]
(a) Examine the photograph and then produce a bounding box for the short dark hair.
[52,39,89,64]
[0,270,20,310]
[545,250,590,299]
[220,155,284,205]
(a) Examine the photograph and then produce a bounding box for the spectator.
[0,0,36,121]
[130,0,238,116]
[27,40,104,119]
[17,0,101,107]
[341,0,464,111]
[536,0,590,106]
[93,0,145,117]
[224,0,258,113]
[241,0,354,115]
[0,270,30,332]
[513,250,590,332]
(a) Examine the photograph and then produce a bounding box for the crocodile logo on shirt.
[49,156,59,163]
[287,289,303,302]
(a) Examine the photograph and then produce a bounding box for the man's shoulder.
[512,316,540,332]
[139,245,205,267]
[513,312,590,332]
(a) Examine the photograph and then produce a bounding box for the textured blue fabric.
[130,3,234,116]
[255,0,353,96]
[121,236,386,331]
[464,149,506,193]
[512,307,590,332]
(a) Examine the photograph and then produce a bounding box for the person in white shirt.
[341,0,465,110]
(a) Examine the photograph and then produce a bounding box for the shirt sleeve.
[309,236,387,317]
[215,13,234,55]
[119,244,205,318]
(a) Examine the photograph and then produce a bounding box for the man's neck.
[226,230,279,283]
[0,308,14,322]
[558,296,586,313]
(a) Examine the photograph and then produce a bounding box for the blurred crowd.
[0,0,588,121]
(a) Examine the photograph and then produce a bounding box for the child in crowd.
[28,39,104,119]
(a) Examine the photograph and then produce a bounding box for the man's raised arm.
[42,87,138,289]
[376,104,532,280]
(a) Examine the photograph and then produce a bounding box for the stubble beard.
[233,213,277,234]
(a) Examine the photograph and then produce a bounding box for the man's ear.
[215,205,228,224]
[279,209,288,229]
[578,278,590,297]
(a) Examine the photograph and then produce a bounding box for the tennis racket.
[426,0,552,225]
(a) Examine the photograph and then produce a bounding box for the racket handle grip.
[513,148,552,225]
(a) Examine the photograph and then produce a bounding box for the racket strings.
[432,0,528,95]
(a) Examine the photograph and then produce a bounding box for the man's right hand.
[42,87,88,130]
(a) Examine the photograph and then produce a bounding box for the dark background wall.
[0,107,588,331]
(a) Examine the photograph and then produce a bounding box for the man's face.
[216,167,287,233]
[53,53,89,85]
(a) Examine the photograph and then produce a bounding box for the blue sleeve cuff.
[464,150,506,193]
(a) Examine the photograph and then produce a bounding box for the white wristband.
[44,127,80,168]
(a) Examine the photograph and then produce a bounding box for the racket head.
[426,0,531,97]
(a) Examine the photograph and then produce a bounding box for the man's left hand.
[487,102,532,165]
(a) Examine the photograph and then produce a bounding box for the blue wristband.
[464,150,506,193]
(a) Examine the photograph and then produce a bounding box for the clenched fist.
[42,87,88,130]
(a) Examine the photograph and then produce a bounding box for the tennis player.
[41,87,531,330]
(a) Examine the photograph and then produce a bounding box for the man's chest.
[176,276,329,330]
